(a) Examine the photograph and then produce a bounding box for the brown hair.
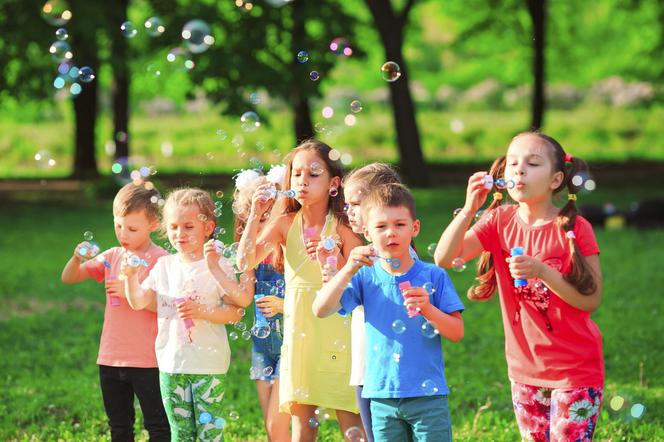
[361,183,417,221]
[113,181,161,220]
[343,162,402,189]
[468,131,597,301]
[162,188,216,240]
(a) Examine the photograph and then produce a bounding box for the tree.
[526,0,545,130]
[364,0,430,187]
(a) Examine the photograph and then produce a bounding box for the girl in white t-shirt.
[124,188,252,441]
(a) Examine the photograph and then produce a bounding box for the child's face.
[343,182,364,234]
[165,205,214,257]
[505,135,564,204]
[113,209,159,252]
[363,205,419,258]
[290,150,340,205]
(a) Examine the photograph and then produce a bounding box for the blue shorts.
[250,319,283,382]
[370,395,452,442]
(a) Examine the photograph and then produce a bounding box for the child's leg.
[130,367,170,441]
[549,386,603,442]
[290,403,318,442]
[356,385,374,442]
[190,374,227,441]
[510,381,552,441]
[265,378,291,442]
[256,380,272,423]
[159,372,197,442]
[335,409,365,440]
[406,396,452,442]
[98,365,136,441]
[370,398,410,442]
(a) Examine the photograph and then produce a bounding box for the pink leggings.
[511,381,603,442]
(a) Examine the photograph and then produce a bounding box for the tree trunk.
[365,0,429,187]
[527,0,546,130]
[290,0,313,144]
[111,0,130,160]
[72,77,99,179]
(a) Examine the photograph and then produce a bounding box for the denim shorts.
[370,395,452,442]
[250,320,283,381]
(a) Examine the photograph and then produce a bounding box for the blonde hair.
[343,162,402,189]
[468,131,597,301]
[113,181,161,220]
[162,188,216,239]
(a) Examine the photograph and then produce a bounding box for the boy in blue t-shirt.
[313,183,464,442]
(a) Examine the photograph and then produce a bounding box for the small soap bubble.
[233,321,247,331]
[631,403,645,419]
[453,208,463,218]
[391,320,406,334]
[341,153,353,165]
[228,331,238,341]
[237,308,246,317]
[216,190,224,198]
[421,379,439,396]
[321,106,334,119]
[333,339,347,352]
[216,129,227,141]
[421,321,438,338]
[263,366,274,376]
[214,417,225,429]
[609,395,624,411]
[451,257,466,272]
[228,410,239,420]
[182,19,213,53]
[241,330,252,340]
[297,50,309,63]
[350,100,363,113]
[328,149,341,161]
[240,111,260,132]
[49,41,73,62]
[83,231,94,241]
[329,37,352,56]
[144,16,165,37]
[584,179,596,192]
[309,71,320,81]
[344,114,357,126]
[55,27,68,40]
[308,417,319,428]
[427,243,437,257]
[393,353,401,363]
[198,412,212,424]
[120,21,137,38]
[78,66,95,83]
[381,61,401,82]
[275,279,285,288]
[42,1,72,26]
[450,118,465,133]
[254,326,271,339]
[572,175,583,187]
[423,282,435,295]
[474,209,484,221]
[344,426,364,442]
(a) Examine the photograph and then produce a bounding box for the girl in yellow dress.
[238,140,364,441]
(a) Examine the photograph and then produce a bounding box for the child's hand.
[506,254,544,280]
[345,245,375,271]
[256,295,284,318]
[250,183,276,219]
[304,237,320,260]
[321,263,337,283]
[105,278,125,298]
[204,239,221,270]
[73,241,93,261]
[402,286,431,314]
[464,171,492,213]
[120,254,139,279]
[315,239,340,267]
[176,298,209,321]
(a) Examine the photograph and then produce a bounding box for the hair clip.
[568,193,577,201]
[234,169,263,191]
[564,153,573,164]
[566,231,576,240]
[266,164,286,185]
[493,192,503,201]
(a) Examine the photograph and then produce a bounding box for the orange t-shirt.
[472,204,603,388]
[83,244,169,368]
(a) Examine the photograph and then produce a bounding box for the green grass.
[1,183,663,440]
[1,105,663,178]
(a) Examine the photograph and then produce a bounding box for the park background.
[0,0,663,440]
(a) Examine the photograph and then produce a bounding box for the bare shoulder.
[337,222,362,246]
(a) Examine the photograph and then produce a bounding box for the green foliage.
[0,183,663,440]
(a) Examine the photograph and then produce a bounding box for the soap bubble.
[609,396,624,411]
[228,410,239,420]
[198,412,212,424]
[631,403,646,419]
[240,111,260,132]
[308,417,319,428]
[182,19,214,53]
[421,379,439,396]
[83,231,94,241]
[350,100,363,113]
[391,320,406,334]
[297,50,309,63]
[344,426,364,442]
[423,282,435,295]
[263,366,274,377]
[120,21,137,38]
[421,321,438,338]
[41,1,72,26]
[329,37,352,56]
[144,16,165,37]
[427,243,437,257]
[49,41,73,62]
[309,71,320,81]
[381,61,401,82]
[55,27,68,40]
[451,257,466,272]
[78,66,95,83]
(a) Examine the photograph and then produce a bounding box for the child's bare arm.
[204,240,253,308]
[122,260,156,311]
[177,300,243,324]
[61,242,94,284]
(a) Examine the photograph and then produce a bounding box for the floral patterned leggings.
[511,382,603,442]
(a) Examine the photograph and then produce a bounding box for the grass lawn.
[0,183,662,440]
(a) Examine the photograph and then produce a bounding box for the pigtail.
[556,156,597,295]
[467,155,507,301]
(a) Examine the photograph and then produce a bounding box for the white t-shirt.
[349,306,365,386]
[141,254,236,375]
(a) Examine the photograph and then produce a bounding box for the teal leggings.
[159,372,227,442]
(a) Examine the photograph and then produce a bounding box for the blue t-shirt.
[339,259,464,399]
